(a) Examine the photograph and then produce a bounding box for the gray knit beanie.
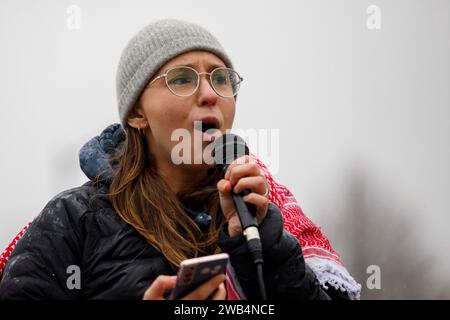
[116,19,233,126]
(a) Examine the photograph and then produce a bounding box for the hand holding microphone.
[213,133,270,238]
[216,155,270,238]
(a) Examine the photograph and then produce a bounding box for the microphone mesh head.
[213,134,249,165]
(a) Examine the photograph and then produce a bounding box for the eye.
[213,75,228,85]
[167,67,197,86]
[169,76,193,85]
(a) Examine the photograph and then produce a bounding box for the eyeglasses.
[147,66,243,98]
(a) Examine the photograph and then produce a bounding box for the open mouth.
[199,122,218,132]
[193,118,221,142]
[194,118,220,133]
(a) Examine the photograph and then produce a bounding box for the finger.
[227,214,243,237]
[217,179,239,223]
[211,283,227,300]
[143,275,177,300]
[181,274,226,300]
[226,162,261,186]
[232,176,267,195]
[226,155,252,169]
[243,193,269,224]
[224,155,253,180]
[217,179,232,194]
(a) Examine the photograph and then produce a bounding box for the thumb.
[143,275,177,300]
[217,179,235,220]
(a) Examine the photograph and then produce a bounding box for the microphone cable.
[232,190,267,300]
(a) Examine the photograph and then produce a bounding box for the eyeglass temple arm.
[148,74,166,86]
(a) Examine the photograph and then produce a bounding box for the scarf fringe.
[306,256,362,300]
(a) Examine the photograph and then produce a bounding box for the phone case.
[169,253,229,300]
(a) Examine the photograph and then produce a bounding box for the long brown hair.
[107,124,226,268]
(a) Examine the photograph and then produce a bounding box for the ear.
[127,102,149,129]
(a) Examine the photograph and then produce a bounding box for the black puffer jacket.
[0,124,332,300]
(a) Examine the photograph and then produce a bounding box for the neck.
[154,154,210,195]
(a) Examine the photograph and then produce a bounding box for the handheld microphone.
[213,133,267,299]
[212,134,259,239]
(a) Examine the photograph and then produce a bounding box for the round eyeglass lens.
[211,68,241,97]
[166,67,198,96]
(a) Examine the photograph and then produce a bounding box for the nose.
[196,74,219,107]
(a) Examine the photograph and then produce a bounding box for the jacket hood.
[79,123,125,184]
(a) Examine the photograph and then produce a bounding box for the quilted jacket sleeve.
[0,190,86,299]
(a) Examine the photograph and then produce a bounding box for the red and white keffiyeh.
[225,156,361,300]
[0,156,361,299]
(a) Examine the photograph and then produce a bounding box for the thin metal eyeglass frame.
[147,66,243,98]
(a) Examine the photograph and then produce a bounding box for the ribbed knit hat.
[116,19,233,126]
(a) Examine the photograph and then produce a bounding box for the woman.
[0,19,360,299]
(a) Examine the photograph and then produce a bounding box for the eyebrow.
[164,63,226,73]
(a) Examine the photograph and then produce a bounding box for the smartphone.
[169,253,229,300]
